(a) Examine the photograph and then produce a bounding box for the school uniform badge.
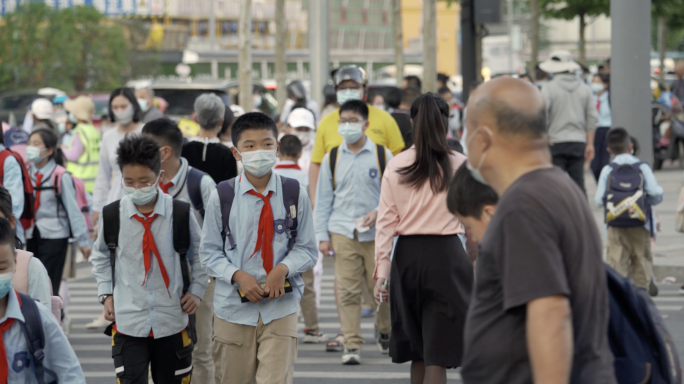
[274,219,286,234]
[369,168,379,179]
[12,352,27,373]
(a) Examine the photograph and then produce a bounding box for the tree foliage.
[0,2,158,92]
[540,0,609,20]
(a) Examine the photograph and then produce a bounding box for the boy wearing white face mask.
[91,135,206,383]
[200,112,318,384]
[313,100,393,365]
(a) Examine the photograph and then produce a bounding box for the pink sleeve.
[62,132,85,162]
[373,170,400,281]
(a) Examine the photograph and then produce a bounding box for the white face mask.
[293,131,313,146]
[338,122,364,144]
[114,105,135,125]
[137,98,149,113]
[0,272,13,298]
[238,149,277,177]
[337,89,362,104]
[122,176,160,205]
[26,146,45,163]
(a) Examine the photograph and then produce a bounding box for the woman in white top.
[91,88,144,226]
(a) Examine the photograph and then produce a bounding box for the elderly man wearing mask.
[135,87,165,123]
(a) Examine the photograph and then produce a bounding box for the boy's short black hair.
[339,100,369,120]
[231,112,278,145]
[279,134,303,158]
[386,87,402,109]
[438,86,452,96]
[404,75,422,90]
[607,127,631,154]
[447,164,499,219]
[401,87,422,108]
[630,135,640,156]
[142,118,184,156]
[0,218,15,252]
[117,134,162,175]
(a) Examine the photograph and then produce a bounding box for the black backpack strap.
[329,146,339,190]
[279,176,300,255]
[217,178,237,250]
[172,200,197,344]
[17,292,51,384]
[376,144,387,178]
[102,200,121,292]
[186,167,206,218]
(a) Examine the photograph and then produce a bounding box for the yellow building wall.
[400,0,460,77]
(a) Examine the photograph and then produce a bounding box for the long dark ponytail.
[30,128,65,167]
[0,185,22,248]
[397,93,453,193]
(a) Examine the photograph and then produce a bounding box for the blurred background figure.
[280,80,320,126]
[590,74,612,182]
[134,87,165,123]
[321,84,339,119]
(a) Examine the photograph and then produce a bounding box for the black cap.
[335,65,367,86]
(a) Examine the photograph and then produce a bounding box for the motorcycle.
[652,89,684,169]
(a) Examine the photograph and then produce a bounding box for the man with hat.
[61,96,100,193]
[309,65,405,204]
[540,50,598,192]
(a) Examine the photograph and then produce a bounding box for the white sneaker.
[86,316,110,330]
[62,315,73,338]
[303,330,329,344]
[342,349,361,365]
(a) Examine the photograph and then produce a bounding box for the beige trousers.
[192,278,215,383]
[213,313,298,384]
[330,232,391,350]
[606,226,653,289]
[300,268,319,332]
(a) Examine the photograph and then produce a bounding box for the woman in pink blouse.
[373,93,473,384]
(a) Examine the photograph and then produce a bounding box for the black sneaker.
[342,349,361,365]
[377,333,390,354]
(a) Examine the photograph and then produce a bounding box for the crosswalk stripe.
[653,297,684,302]
[82,370,463,380]
[657,305,684,311]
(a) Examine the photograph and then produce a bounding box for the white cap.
[287,108,315,130]
[539,50,581,74]
[230,105,245,117]
[30,98,54,120]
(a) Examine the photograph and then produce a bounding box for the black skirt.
[389,234,473,368]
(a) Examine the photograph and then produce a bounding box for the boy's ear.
[606,147,612,155]
[362,120,370,131]
[482,205,497,218]
[231,146,242,162]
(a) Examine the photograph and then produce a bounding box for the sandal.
[326,334,344,352]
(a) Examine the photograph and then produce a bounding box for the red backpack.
[0,148,35,229]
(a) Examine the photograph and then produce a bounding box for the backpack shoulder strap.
[0,149,10,181]
[217,178,237,250]
[17,292,47,384]
[329,146,339,190]
[172,200,192,294]
[279,176,300,255]
[375,144,387,178]
[50,165,66,196]
[102,200,121,292]
[186,167,206,217]
[13,250,32,295]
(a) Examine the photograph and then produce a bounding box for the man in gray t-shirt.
[461,77,615,384]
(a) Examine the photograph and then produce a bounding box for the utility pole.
[528,0,540,80]
[275,0,287,113]
[392,0,404,86]
[309,0,329,108]
[461,0,477,102]
[611,0,652,164]
[507,0,513,73]
[423,0,437,93]
[210,0,218,79]
[658,16,667,84]
[238,0,253,111]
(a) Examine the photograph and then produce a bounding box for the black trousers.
[591,127,611,182]
[26,226,68,294]
[551,142,587,193]
[112,329,194,384]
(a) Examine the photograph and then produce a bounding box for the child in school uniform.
[200,112,317,384]
[274,134,309,194]
[0,132,26,244]
[142,118,219,383]
[26,128,90,295]
[0,219,86,383]
[313,100,392,365]
[91,135,208,383]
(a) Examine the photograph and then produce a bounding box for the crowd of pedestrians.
[0,50,682,384]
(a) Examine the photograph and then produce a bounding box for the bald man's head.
[676,60,684,78]
[467,77,547,138]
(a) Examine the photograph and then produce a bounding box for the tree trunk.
[422,0,437,93]
[658,16,667,84]
[238,0,253,111]
[528,0,540,81]
[579,13,586,66]
[392,0,404,86]
[475,24,483,79]
[275,0,287,113]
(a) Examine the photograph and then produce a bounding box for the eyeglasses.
[121,176,159,192]
[339,118,365,124]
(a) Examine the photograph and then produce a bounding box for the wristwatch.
[99,294,112,305]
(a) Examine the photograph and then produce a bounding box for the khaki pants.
[192,278,215,383]
[213,313,297,384]
[300,268,319,332]
[330,232,391,350]
[606,226,653,289]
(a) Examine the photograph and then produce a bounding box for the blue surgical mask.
[338,122,364,143]
[137,98,149,113]
[337,89,362,104]
[591,83,605,94]
[57,122,66,134]
[0,272,13,298]
[253,95,263,108]
[68,112,78,124]
[465,126,490,185]
[26,146,45,163]
[123,176,160,205]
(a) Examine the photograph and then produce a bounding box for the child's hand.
[233,271,265,303]
[181,293,201,315]
[319,241,334,256]
[103,296,115,321]
[363,210,378,228]
[264,264,289,300]
[80,245,92,260]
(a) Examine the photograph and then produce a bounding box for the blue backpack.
[606,265,682,384]
[175,166,206,218]
[604,163,650,229]
[17,292,56,384]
